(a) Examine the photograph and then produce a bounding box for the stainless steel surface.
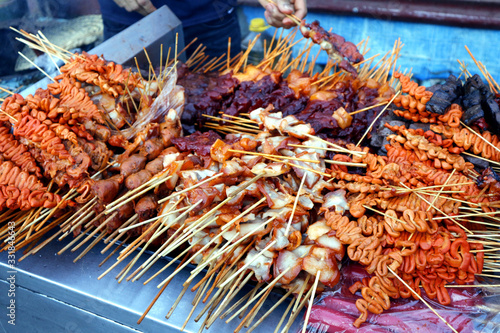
[21,5,184,98]
[0,232,301,333]
[91,5,184,68]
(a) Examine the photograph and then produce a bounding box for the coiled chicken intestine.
[436,103,462,128]
[348,191,461,218]
[392,103,462,129]
[385,124,473,172]
[59,52,143,98]
[331,180,390,195]
[0,125,41,177]
[0,185,63,210]
[431,123,500,163]
[0,94,27,121]
[14,115,74,163]
[393,94,427,114]
[48,76,105,124]
[393,71,433,104]
[392,109,437,123]
[0,160,45,191]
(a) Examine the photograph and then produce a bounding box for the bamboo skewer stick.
[285,173,306,235]
[274,295,295,333]
[460,120,500,157]
[281,283,315,333]
[202,114,260,129]
[225,266,293,323]
[247,285,298,333]
[204,270,249,327]
[302,271,321,333]
[398,182,473,235]
[99,235,130,267]
[433,211,500,220]
[158,173,223,204]
[118,206,190,234]
[155,233,221,288]
[462,151,500,167]
[465,46,498,94]
[219,240,277,289]
[388,267,458,333]
[105,174,173,213]
[428,169,456,211]
[71,212,118,252]
[0,86,14,95]
[235,286,273,332]
[324,159,367,167]
[219,275,257,320]
[266,155,332,178]
[228,149,320,164]
[302,133,365,157]
[182,266,215,330]
[137,254,189,324]
[193,216,276,278]
[357,91,400,147]
[196,268,237,323]
[18,52,56,82]
[35,188,75,232]
[102,214,138,248]
[349,101,389,116]
[73,230,107,263]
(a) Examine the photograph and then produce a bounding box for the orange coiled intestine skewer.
[382,209,437,236]
[409,161,489,207]
[392,108,437,123]
[326,202,484,327]
[393,71,433,104]
[26,189,64,209]
[49,123,78,145]
[393,94,428,114]
[0,160,44,191]
[0,93,29,122]
[348,191,461,218]
[393,71,433,114]
[14,115,74,163]
[59,53,143,97]
[48,76,105,124]
[333,144,410,186]
[0,185,63,210]
[431,124,500,163]
[436,103,462,128]
[392,70,433,115]
[28,108,92,145]
[332,180,389,195]
[385,124,473,172]
[0,125,41,177]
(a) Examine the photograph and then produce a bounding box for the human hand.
[113,0,156,16]
[258,0,307,28]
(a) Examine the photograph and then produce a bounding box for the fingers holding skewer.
[259,0,307,28]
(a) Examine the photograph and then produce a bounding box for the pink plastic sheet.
[301,262,499,332]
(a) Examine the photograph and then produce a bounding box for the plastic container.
[241,18,273,66]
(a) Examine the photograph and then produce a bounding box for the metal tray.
[0,231,301,333]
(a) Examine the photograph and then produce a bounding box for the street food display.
[1,25,500,333]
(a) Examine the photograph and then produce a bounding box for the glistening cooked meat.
[135,195,158,221]
[172,131,222,156]
[125,169,153,190]
[120,154,148,178]
[300,20,364,76]
[91,175,123,203]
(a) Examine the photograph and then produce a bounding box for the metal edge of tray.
[0,230,301,333]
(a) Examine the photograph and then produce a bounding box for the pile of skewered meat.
[179,62,392,140]
[0,53,182,209]
[2,28,500,332]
